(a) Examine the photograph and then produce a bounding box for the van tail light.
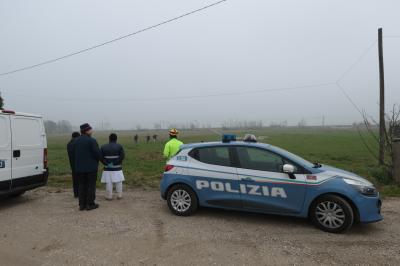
[43,148,48,168]
[1,110,16,114]
[165,165,174,172]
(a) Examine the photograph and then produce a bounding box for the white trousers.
[105,181,123,199]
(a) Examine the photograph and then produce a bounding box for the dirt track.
[0,188,399,266]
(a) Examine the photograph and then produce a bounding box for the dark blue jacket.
[100,142,125,171]
[67,139,77,172]
[71,135,101,173]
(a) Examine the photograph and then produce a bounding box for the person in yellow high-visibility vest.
[163,128,183,160]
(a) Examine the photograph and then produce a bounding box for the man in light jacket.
[163,128,183,160]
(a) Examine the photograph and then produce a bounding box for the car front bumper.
[354,193,383,223]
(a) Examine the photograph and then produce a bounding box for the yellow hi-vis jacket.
[163,138,183,160]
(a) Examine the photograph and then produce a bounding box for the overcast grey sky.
[0,0,399,129]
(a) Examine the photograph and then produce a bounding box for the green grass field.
[47,128,400,196]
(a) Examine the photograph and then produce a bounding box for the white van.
[0,109,48,197]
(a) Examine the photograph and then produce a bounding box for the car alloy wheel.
[167,184,199,216]
[170,189,192,213]
[315,201,345,229]
[310,194,354,233]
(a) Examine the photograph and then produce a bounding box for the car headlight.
[343,178,377,196]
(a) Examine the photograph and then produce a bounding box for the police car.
[160,135,382,233]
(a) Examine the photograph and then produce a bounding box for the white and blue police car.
[160,134,382,233]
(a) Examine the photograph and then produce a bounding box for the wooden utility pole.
[394,127,400,184]
[378,28,386,165]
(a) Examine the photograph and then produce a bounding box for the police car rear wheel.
[167,184,198,216]
[310,195,354,233]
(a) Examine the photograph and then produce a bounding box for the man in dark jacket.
[100,133,125,200]
[71,123,101,211]
[67,131,80,198]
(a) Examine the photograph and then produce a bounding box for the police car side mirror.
[283,164,295,174]
[283,164,296,179]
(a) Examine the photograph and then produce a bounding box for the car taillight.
[43,148,48,168]
[165,165,174,172]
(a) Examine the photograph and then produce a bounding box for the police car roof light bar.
[243,134,258,143]
[222,134,236,143]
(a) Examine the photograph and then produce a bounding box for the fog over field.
[0,0,399,129]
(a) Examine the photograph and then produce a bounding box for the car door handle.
[13,150,21,158]
[241,177,255,182]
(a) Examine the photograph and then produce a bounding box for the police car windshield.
[269,146,314,168]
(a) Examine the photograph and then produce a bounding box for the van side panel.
[0,114,12,192]
[10,116,47,190]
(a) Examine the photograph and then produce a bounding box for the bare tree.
[359,105,400,183]
[44,120,57,134]
[153,123,162,130]
[57,120,73,133]
[298,118,307,128]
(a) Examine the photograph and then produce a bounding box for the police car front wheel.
[167,184,198,216]
[310,194,354,233]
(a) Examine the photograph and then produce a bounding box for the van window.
[0,116,10,147]
[189,146,232,167]
[13,117,42,147]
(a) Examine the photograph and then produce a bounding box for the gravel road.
[0,188,399,266]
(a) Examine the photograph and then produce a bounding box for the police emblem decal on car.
[196,180,287,198]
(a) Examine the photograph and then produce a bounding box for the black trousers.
[72,172,79,197]
[77,172,97,208]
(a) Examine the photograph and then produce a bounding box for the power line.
[4,82,335,102]
[335,82,363,116]
[336,39,377,83]
[0,0,228,77]
[333,39,381,116]
[1,35,379,115]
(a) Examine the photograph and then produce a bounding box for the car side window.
[236,147,285,172]
[189,147,232,167]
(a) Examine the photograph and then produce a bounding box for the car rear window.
[189,146,232,167]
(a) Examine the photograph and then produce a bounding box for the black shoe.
[79,206,86,211]
[86,204,99,211]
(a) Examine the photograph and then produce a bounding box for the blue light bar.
[222,134,236,143]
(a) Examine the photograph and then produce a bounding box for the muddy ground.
[0,188,399,266]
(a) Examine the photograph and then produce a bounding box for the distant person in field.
[67,131,80,198]
[100,133,125,200]
[134,134,138,144]
[163,128,183,160]
[146,135,150,144]
[71,123,101,211]
[152,134,158,142]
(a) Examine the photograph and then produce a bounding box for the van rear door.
[0,114,12,192]
[10,115,46,189]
